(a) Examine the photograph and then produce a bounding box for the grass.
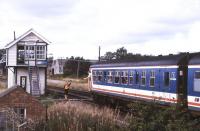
[34,101,129,131]
[30,99,200,131]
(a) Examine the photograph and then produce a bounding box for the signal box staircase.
[28,66,40,97]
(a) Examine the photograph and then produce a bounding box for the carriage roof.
[90,53,188,68]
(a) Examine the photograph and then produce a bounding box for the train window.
[121,71,128,85]
[141,71,146,86]
[150,71,155,87]
[164,72,170,87]
[194,71,200,92]
[135,71,139,84]
[195,72,200,79]
[103,71,107,81]
[107,71,113,83]
[98,71,103,82]
[114,71,120,84]
[129,71,134,85]
[92,71,97,82]
[170,72,175,78]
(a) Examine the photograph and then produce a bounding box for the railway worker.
[64,80,72,100]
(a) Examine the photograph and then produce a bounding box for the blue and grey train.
[90,53,200,111]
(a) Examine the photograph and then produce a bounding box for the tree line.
[100,47,153,61]
[54,47,157,77]
[63,56,91,77]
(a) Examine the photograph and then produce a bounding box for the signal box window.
[164,72,170,87]
[36,46,46,59]
[25,46,35,60]
[98,71,103,82]
[121,71,128,85]
[129,71,134,85]
[194,71,200,92]
[107,71,113,83]
[17,45,25,64]
[150,71,155,87]
[135,71,139,84]
[141,71,146,86]
[114,71,120,84]
[92,71,97,82]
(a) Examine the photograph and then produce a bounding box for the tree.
[103,51,115,60]
[115,47,127,60]
[0,49,5,60]
[63,56,91,77]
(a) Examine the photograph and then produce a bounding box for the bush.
[127,102,200,131]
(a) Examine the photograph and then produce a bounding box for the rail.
[46,86,92,100]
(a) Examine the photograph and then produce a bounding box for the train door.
[129,70,136,95]
[149,70,156,99]
[159,69,170,102]
[103,70,107,84]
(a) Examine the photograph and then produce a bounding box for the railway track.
[46,86,131,116]
[46,86,93,101]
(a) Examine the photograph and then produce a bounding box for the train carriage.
[188,54,200,111]
[90,54,188,107]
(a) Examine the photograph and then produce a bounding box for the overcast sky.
[0,0,200,59]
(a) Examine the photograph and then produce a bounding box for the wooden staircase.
[28,66,40,97]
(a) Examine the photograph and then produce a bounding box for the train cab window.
[121,71,128,85]
[194,71,200,92]
[129,71,134,85]
[150,71,155,87]
[98,71,103,82]
[135,71,139,84]
[107,71,113,83]
[164,72,170,87]
[92,71,97,82]
[141,71,146,86]
[114,71,120,84]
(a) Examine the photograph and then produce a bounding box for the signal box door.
[20,76,27,91]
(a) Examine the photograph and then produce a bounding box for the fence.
[0,108,33,131]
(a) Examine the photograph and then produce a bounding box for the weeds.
[32,100,200,131]
[34,101,129,131]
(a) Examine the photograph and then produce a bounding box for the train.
[90,52,200,111]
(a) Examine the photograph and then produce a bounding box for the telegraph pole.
[76,60,80,79]
[98,46,101,62]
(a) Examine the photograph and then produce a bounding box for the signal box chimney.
[14,31,16,40]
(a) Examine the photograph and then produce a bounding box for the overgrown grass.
[32,100,200,131]
[34,102,129,131]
